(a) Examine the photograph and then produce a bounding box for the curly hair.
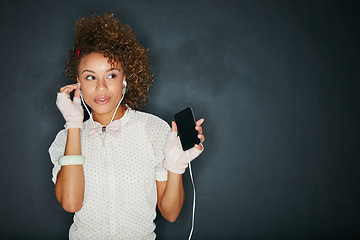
[65,13,154,110]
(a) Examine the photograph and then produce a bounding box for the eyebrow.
[82,70,95,74]
[107,68,121,72]
[81,68,121,75]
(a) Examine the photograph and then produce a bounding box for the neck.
[92,105,127,126]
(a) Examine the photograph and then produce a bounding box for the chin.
[91,105,116,115]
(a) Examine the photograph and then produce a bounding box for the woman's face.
[77,53,126,118]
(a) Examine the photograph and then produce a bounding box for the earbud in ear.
[76,83,83,95]
[122,80,127,95]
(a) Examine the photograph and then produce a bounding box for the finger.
[194,143,203,151]
[60,84,77,94]
[59,87,73,94]
[196,118,204,126]
[60,84,77,91]
[198,133,205,143]
[171,121,178,132]
[195,125,203,134]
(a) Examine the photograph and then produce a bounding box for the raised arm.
[157,119,205,222]
[54,84,85,213]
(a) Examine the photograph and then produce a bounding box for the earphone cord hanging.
[79,92,125,134]
[186,150,196,240]
[79,91,125,236]
[80,92,125,158]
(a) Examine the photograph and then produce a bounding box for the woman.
[49,13,205,239]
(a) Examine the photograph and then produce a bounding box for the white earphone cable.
[79,82,126,158]
[79,83,126,237]
[79,83,126,134]
[186,150,196,240]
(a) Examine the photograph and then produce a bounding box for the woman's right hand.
[56,83,84,129]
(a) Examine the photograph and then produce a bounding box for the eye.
[107,74,117,79]
[86,75,96,80]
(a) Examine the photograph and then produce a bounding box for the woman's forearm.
[159,172,185,222]
[55,128,85,212]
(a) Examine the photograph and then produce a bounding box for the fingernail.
[198,134,201,138]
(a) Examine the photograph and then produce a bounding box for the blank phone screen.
[174,107,200,151]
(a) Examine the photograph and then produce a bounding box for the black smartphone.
[174,107,200,151]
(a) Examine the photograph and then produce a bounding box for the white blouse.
[49,109,170,240]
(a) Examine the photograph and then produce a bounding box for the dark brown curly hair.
[65,13,154,110]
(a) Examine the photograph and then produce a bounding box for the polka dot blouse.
[49,109,170,240]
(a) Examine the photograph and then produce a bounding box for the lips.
[94,95,111,105]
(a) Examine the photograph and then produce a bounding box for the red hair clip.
[77,47,81,58]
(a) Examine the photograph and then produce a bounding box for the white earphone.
[122,80,127,95]
[78,79,127,140]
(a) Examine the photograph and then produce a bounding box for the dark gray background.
[0,0,359,239]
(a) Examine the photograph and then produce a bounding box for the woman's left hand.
[164,119,205,174]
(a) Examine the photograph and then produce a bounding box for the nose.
[96,79,108,92]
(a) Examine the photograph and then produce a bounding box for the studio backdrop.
[0,0,359,239]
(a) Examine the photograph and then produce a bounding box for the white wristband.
[59,155,85,166]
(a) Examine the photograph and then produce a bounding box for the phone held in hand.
[174,107,200,151]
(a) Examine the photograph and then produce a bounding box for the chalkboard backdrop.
[0,0,359,239]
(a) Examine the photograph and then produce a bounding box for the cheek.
[110,83,124,96]
[79,87,93,105]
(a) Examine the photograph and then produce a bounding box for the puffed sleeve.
[48,129,67,184]
[146,114,171,182]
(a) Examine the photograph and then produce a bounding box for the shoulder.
[130,110,170,131]
[51,128,67,143]
[131,110,170,133]
[48,128,67,153]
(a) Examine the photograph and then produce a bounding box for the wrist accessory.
[164,131,203,174]
[56,92,84,129]
[58,155,85,166]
